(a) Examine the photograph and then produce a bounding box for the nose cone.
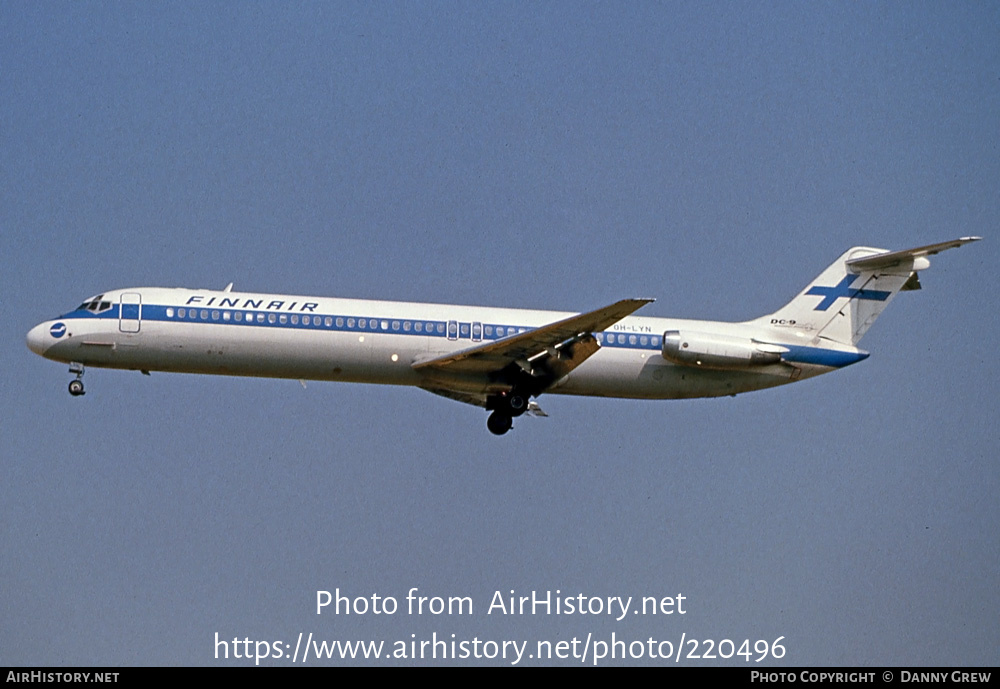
[27,321,59,356]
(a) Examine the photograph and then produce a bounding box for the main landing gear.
[68,362,85,397]
[486,390,530,436]
[487,411,513,436]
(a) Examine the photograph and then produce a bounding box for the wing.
[413,298,654,375]
[413,298,654,398]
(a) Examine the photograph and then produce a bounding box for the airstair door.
[119,293,141,333]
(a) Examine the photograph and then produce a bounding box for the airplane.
[26,237,980,435]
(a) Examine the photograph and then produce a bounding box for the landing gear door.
[119,293,141,333]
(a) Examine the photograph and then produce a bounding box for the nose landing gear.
[68,362,85,396]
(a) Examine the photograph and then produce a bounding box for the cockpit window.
[76,295,113,313]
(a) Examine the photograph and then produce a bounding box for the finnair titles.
[27,238,980,435]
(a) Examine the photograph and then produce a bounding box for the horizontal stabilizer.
[846,236,981,272]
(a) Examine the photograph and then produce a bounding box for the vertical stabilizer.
[755,237,981,346]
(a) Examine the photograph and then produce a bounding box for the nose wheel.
[68,363,85,396]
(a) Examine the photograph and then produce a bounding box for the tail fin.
[756,237,981,346]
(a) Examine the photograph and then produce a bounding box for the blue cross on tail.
[806,274,891,311]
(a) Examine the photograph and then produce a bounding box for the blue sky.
[2,2,998,666]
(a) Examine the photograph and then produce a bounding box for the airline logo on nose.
[50,322,66,338]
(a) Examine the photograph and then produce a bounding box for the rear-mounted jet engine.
[661,330,787,370]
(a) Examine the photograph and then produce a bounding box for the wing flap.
[531,332,601,383]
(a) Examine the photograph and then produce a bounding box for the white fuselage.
[26,286,863,402]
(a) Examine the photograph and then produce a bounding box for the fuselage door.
[119,292,141,333]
